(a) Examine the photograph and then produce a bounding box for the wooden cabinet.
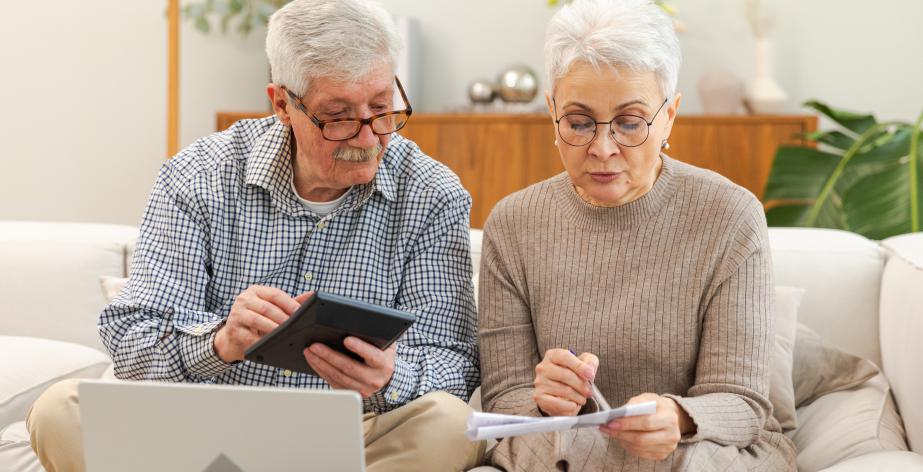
[217,112,816,228]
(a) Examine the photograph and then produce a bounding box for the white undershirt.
[290,177,352,217]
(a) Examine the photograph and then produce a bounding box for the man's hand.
[303,337,397,399]
[533,348,599,416]
[599,393,695,461]
[214,286,312,363]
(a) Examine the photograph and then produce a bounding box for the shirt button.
[303,272,313,281]
[316,221,327,230]
[283,370,293,377]
[390,391,398,401]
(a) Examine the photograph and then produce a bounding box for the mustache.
[332,144,382,163]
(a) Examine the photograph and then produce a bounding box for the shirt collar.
[244,118,397,217]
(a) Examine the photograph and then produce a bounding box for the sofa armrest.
[880,233,923,453]
[0,336,111,429]
[819,451,923,471]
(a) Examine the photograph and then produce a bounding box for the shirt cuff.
[176,320,234,379]
[380,356,417,407]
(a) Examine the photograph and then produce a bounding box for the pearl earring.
[661,139,670,150]
[554,139,559,146]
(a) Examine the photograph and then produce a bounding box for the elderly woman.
[477,0,796,470]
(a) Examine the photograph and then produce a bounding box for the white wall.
[1,0,921,226]
[0,1,166,226]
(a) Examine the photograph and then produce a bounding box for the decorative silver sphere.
[497,65,539,103]
[467,79,497,104]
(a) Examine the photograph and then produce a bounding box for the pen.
[569,348,611,411]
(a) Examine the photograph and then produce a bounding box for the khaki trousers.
[27,378,485,472]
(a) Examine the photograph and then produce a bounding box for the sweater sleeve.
[477,203,543,417]
[664,197,776,448]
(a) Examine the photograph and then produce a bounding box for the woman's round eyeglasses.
[553,97,668,147]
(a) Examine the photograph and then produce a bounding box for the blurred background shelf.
[217,112,816,228]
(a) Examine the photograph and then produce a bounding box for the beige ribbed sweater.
[478,156,796,471]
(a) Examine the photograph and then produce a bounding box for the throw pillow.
[769,286,803,432]
[793,323,879,408]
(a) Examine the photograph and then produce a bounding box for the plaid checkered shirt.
[99,116,479,413]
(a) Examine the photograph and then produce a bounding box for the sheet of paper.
[466,401,657,441]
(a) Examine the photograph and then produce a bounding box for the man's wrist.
[213,324,237,363]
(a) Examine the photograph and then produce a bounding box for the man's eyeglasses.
[552,97,668,147]
[282,76,413,142]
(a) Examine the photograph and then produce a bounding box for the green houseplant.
[183,0,289,35]
[763,101,923,240]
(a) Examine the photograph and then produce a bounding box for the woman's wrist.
[666,397,696,435]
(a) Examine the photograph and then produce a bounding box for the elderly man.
[26,1,483,471]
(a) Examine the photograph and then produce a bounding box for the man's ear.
[267,84,291,126]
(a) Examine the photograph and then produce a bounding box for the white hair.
[265,0,400,96]
[544,0,681,99]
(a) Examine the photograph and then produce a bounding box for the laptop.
[79,380,366,472]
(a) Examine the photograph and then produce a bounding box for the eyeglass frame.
[281,76,413,142]
[552,97,669,148]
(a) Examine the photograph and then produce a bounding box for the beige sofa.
[2,221,922,471]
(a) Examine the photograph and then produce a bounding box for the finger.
[607,411,671,432]
[534,393,580,416]
[239,309,279,337]
[577,352,599,379]
[534,378,588,406]
[308,342,374,383]
[547,349,596,381]
[253,286,302,315]
[537,361,591,397]
[303,349,365,392]
[294,291,314,304]
[343,337,385,367]
[240,297,289,325]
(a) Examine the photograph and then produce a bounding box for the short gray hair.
[544,0,681,99]
[265,0,400,96]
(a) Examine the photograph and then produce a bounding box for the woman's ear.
[266,84,291,126]
[663,92,682,136]
[545,91,555,120]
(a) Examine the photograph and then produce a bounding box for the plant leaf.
[842,165,913,239]
[763,146,841,201]
[765,203,811,227]
[807,130,854,152]
[804,100,877,136]
[194,16,211,33]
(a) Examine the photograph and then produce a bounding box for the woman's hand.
[599,393,695,461]
[533,348,599,416]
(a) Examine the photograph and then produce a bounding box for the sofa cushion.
[0,421,43,472]
[817,450,923,471]
[788,373,907,471]
[0,336,110,429]
[768,228,884,366]
[770,286,802,432]
[0,221,138,351]
[880,233,923,452]
[99,276,128,303]
[793,323,879,407]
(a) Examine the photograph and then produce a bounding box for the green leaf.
[842,165,913,239]
[804,100,877,136]
[807,130,854,152]
[765,203,811,227]
[194,16,211,33]
[763,146,841,201]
